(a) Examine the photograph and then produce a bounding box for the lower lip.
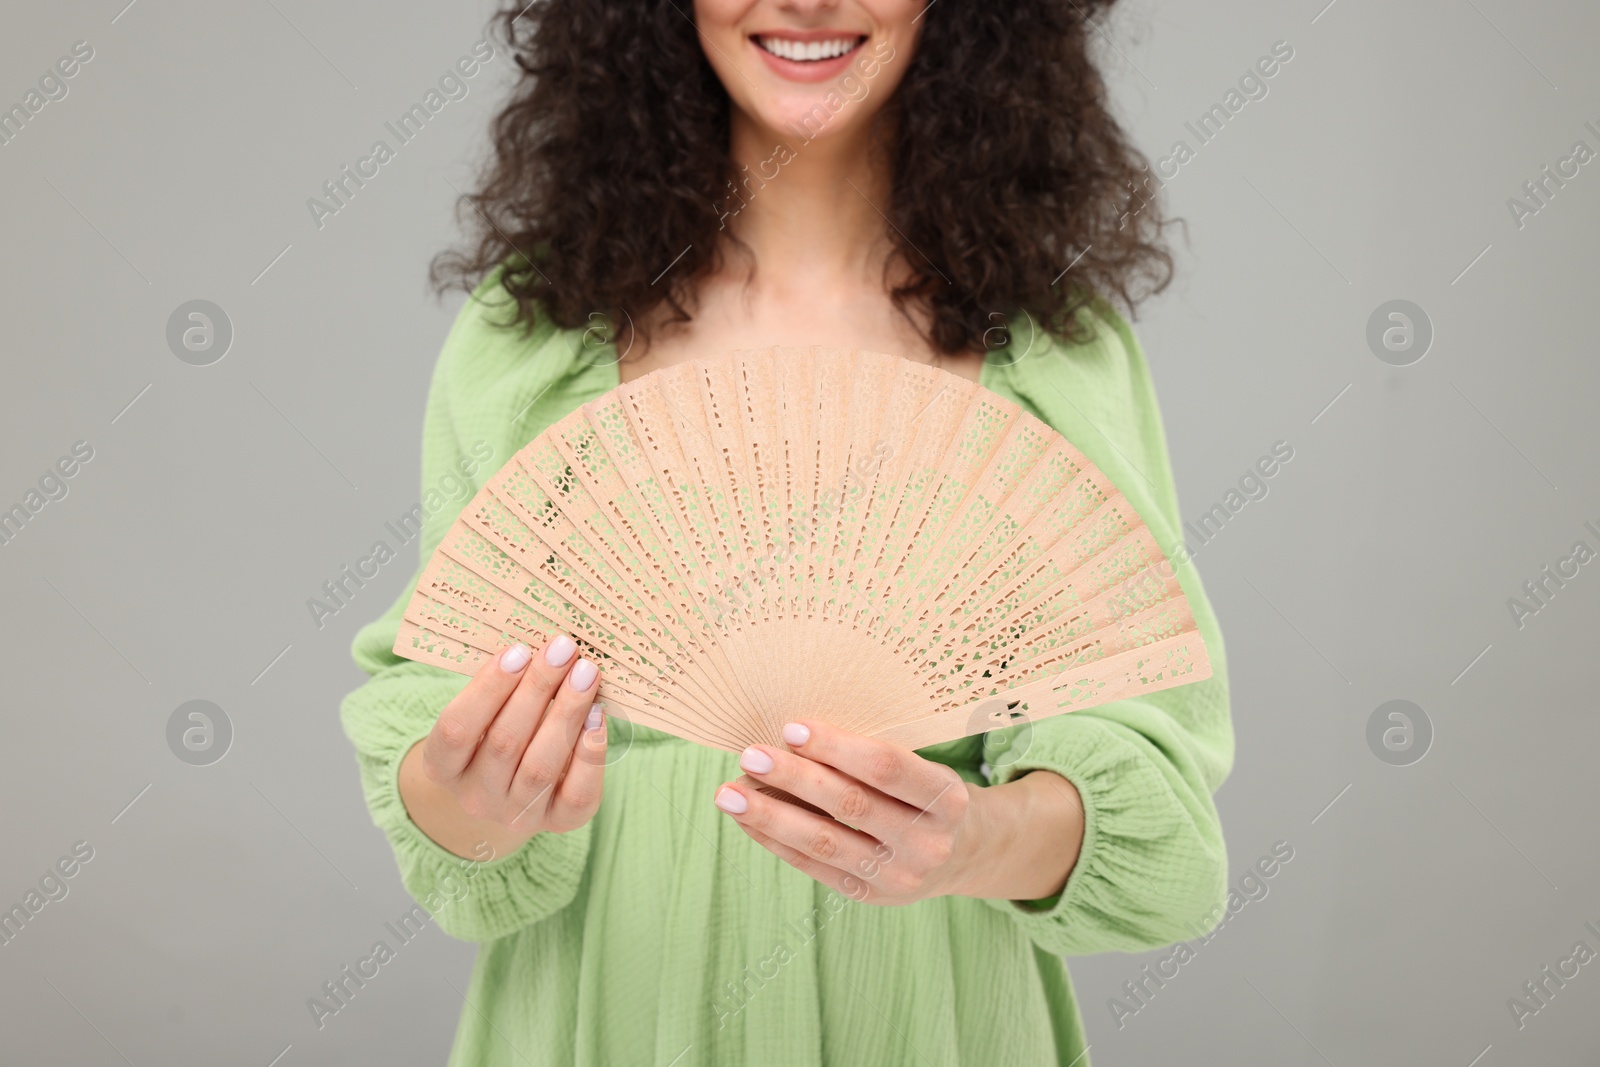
[750,38,865,83]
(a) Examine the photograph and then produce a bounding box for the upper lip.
[750,29,869,43]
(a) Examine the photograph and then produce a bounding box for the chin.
[750,91,867,143]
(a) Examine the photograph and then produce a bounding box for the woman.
[342,2,1233,1064]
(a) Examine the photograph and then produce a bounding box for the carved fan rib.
[394,346,1212,757]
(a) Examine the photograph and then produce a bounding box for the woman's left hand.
[713,719,1082,905]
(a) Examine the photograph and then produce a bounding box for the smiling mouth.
[753,34,868,63]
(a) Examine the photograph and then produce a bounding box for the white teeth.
[758,36,858,61]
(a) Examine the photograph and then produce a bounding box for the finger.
[738,823,870,902]
[508,656,601,826]
[466,634,580,794]
[545,705,607,833]
[737,744,911,838]
[423,641,536,782]
[714,781,884,880]
[780,720,963,817]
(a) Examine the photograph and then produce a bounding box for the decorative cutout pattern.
[394,347,1211,753]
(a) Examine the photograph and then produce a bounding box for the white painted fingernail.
[585,705,604,731]
[782,722,810,746]
[715,787,748,814]
[545,634,577,667]
[569,658,598,692]
[740,747,774,774]
[500,643,532,673]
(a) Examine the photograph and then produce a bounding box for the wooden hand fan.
[394,346,1210,763]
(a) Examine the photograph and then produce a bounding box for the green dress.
[341,274,1234,1066]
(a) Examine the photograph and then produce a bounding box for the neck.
[721,108,896,285]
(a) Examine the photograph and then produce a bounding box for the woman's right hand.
[397,635,607,861]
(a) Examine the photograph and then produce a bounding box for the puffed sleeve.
[339,271,601,942]
[978,304,1234,955]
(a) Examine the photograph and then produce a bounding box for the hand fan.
[393,346,1210,776]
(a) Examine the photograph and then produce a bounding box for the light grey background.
[2,1,1596,1064]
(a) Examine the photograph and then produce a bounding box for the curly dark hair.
[431,0,1174,356]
